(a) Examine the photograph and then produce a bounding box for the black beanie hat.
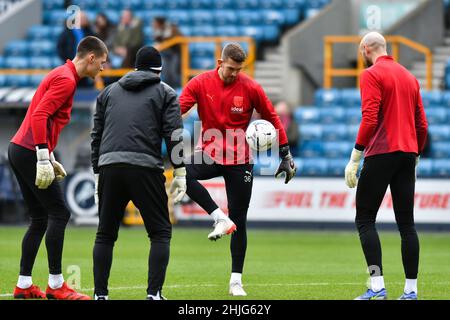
[135,46,162,72]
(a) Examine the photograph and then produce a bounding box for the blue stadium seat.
[216,26,240,37]
[305,8,320,18]
[4,57,29,69]
[347,124,359,140]
[340,88,361,107]
[143,26,153,42]
[189,0,214,9]
[96,0,121,11]
[120,0,145,10]
[260,0,284,9]
[5,75,30,87]
[262,10,286,25]
[0,75,6,87]
[72,0,97,10]
[299,124,322,140]
[190,10,213,25]
[135,10,166,25]
[327,158,347,176]
[213,0,233,9]
[319,107,345,124]
[345,108,361,124]
[425,108,447,124]
[299,140,323,158]
[27,25,53,40]
[167,0,189,9]
[322,142,353,158]
[167,10,190,25]
[315,89,341,107]
[294,108,320,123]
[213,10,238,26]
[322,124,347,141]
[240,26,264,42]
[263,26,280,41]
[431,142,450,158]
[178,25,192,36]
[236,0,259,9]
[432,159,450,177]
[191,25,215,36]
[109,54,124,69]
[44,10,68,26]
[29,74,46,87]
[4,40,29,56]
[0,56,4,68]
[104,10,121,25]
[421,90,443,108]
[441,91,450,108]
[42,0,64,10]
[283,9,302,24]
[428,125,450,142]
[238,10,261,25]
[301,158,328,176]
[284,0,306,10]
[191,57,215,70]
[28,41,56,57]
[52,26,64,38]
[142,0,166,10]
[52,56,64,68]
[189,42,215,57]
[29,57,53,69]
[417,158,433,177]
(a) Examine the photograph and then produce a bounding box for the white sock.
[211,208,228,222]
[404,279,418,294]
[17,275,32,289]
[230,272,242,284]
[370,276,385,292]
[48,274,64,289]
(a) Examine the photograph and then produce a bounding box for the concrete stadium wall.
[0,0,42,53]
[386,0,445,69]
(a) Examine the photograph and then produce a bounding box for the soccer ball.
[245,120,277,151]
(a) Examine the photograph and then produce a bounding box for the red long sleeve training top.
[356,55,428,157]
[11,60,80,152]
[180,68,288,165]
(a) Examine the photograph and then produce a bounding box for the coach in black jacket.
[91,46,186,300]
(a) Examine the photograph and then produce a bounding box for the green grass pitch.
[1,226,449,300]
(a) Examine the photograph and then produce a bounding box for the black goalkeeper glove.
[275,145,296,184]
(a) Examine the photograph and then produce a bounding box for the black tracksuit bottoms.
[356,151,419,279]
[93,165,171,297]
[8,143,71,276]
[185,153,254,274]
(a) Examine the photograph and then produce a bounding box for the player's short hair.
[76,36,108,58]
[221,43,247,63]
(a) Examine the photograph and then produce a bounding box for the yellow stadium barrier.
[323,35,433,90]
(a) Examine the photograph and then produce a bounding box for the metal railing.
[0,36,256,90]
[323,35,433,90]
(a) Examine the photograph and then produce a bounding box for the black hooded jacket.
[91,70,184,173]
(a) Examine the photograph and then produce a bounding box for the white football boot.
[207,218,236,241]
[229,282,247,296]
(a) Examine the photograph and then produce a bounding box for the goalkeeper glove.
[275,145,296,184]
[50,152,67,182]
[170,167,187,204]
[35,147,55,189]
[344,148,363,188]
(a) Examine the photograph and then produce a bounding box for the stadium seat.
[213,0,233,9]
[29,57,53,69]
[283,9,302,25]
[301,158,328,176]
[42,0,64,10]
[299,140,323,158]
[284,0,306,10]
[44,10,68,26]
[263,26,281,41]
[28,41,56,57]
[428,125,450,142]
[119,0,145,10]
[27,25,53,40]
[178,25,192,36]
[213,10,238,26]
[345,108,361,124]
[260,0,284,9]
[142,0,166,10]
[347,124,359,140]
[4,57,29,69]
[326,158,347,176]
[4,40,29,56]
[72,0,97,10]
[52,56,64,68]
[322,142,353,158]
[425,108,447,124]
[294,108,320,123]
[189,42,215,57]
[236,0,259,9]
[0,56,4,68]
[432,159,450,177]
[188,0,214,9]
[168,10,191,25]
[305,8,320,18]
[104,10,121,25]
[215,26,240,37]
[240,26,265,42]
[319,107,345,124]
[108,54,124,69]
[440,91,450,108]
[190,57,215,70]
[315,89,341,107]
[417,158,433,177]
[190,10,214,25]
[322,124,347,141]
[431,142,450,159]
[421,90,443,108]
[262,10,286,25]
[299,124,322,140]
[0,75,6,87]
[191,25,215,36]
[238,10,261,26]
[5,75,30,87]
[167,0,189,10]
[136,10,166,25]
[340,88,361,107]
[96,0,121,11]
[29,74,46,87]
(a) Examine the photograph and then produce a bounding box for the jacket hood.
[118,70,161,91]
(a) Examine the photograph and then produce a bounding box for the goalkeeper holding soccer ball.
[91,46,185,300]
[345,32,428,300]
[179,43,296,296]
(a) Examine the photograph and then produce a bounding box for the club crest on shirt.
[231,96,244,113]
